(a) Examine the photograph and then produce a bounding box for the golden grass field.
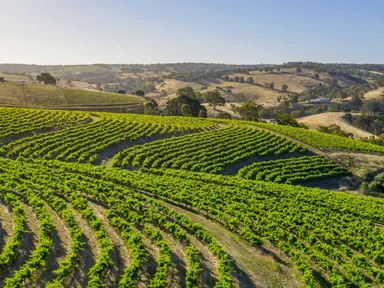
[298,112,374,139]
[154,79,282,107]
[363,87,384,100]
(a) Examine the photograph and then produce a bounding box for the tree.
[135,90,145,96]
[36,72,56,85]
[361,99,384,116]
[181,104,193,116]
[276,113,304,128]
[161,90,168,97]
[246,77,254,84]
[350,95,363,110]
[222,75,229,81]
[233,101,263,121]
[216,112,232,119]
[342,112,354,123]
[164,87,206,117]
[282,84,288,92]
[314,73,320,80]
[331,78,338,88]
[205,90,225,110]
[177,87,195,99]
[144,101,157,115]
[239,76,245,83]
[233,93,248,102]
[296,67,302,73]
[265,82,275,89]
[198,110,207,118]
[363,172,384,194]
[234,76,240,82]
[339,91,348,99]
[289,94,299,104]
[194,91,205,102]
[318,124,354,138]
[117,89,126,94]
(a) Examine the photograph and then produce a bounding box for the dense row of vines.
[0,112,216,164]
[113,125,306,174]
[1,159,384,287]
[2,107,384,287]
[0,107,90,141]
[238,156,350,184]
[0,159,234,287]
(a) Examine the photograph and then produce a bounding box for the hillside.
[298,112,374,139]
[0,82,145,111]
[1,107,384,287]
[2,63,381,110]
[0,72,30,82]
[364,87,384,100]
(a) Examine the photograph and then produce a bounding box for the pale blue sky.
[1,0,383,65]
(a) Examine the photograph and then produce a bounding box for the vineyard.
[112,125,306,174]
[0,111,216,164]
[1,107,384,287]
[0,108,90,142]
[244,120,384,153]
[237,156,350,184]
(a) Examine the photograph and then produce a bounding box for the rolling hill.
[364,87,384,100]
[0,107,384,287]
[297,112,374,139]
[2,63,382,112]
[0,82,145,112]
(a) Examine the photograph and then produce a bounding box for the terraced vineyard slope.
[238,156,350,184]
[247,121,384,153]
[0,107,90,141]
[0,107,384,287]
[113,125,306,174]
[0,110,217,164]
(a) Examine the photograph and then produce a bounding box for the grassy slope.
[364,87,384,100]
[0,82,144,107]
[153,68,356,107]
[155,79,282,107]
[62,88,145,105]
[298,112,374,139]
[207,80,281,106]
[0,73,30,82]
[248,71,322,93]
[157,79,207,93]
[50,65,105,75]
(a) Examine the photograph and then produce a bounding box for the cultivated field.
[0,82,145,108]
[0,73,30,82]
[0,107,384,287]
[50,65,106,75]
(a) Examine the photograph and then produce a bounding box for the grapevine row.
[114,125,305,174]
[238,156,350,184]
[1,159,234,287]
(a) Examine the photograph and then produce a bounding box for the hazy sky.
[1,0,383,65]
